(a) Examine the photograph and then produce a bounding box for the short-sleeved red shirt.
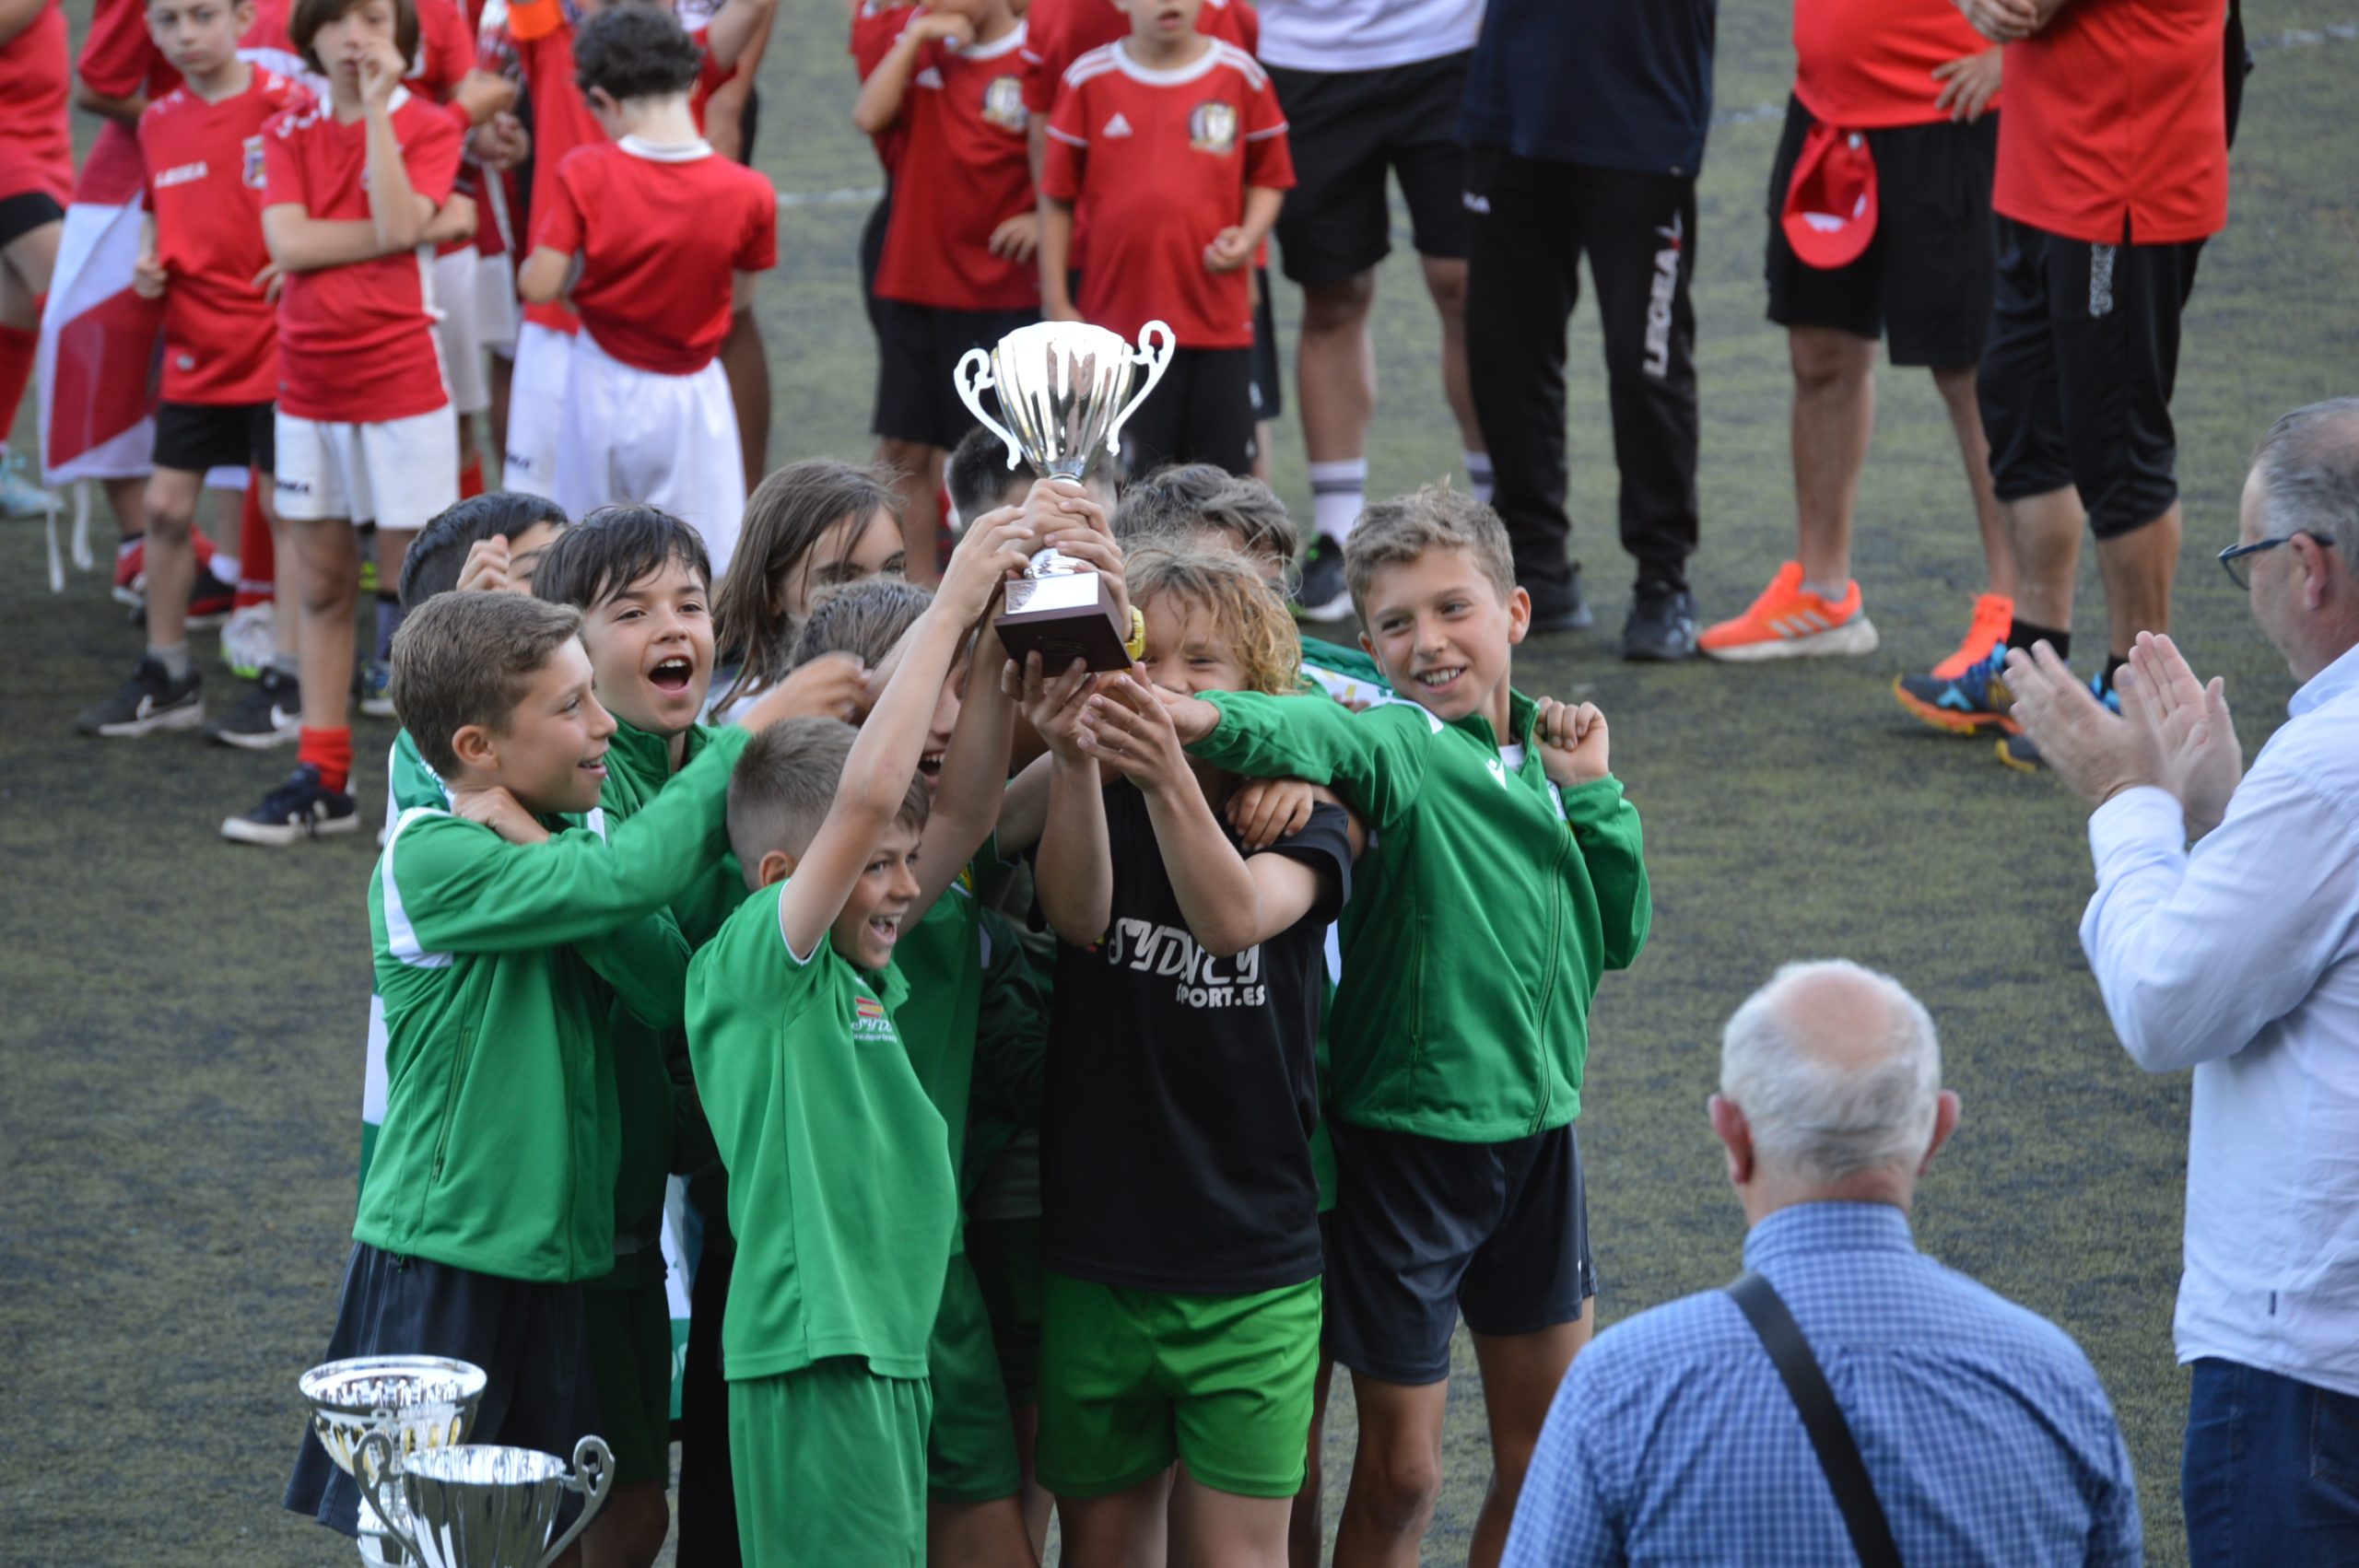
[511,22,604,333]
[533,138,775,375]
[140,67,311,404]
[872,18,1039,313]
[1993,0,2227,245]
[262,90,464,421]
[1041,40,1292,349]
[1019,0,1254,117]
[1791,0,1993,129]
[75,0,307,204]
[851,0,914,174]
[0,1,74,206]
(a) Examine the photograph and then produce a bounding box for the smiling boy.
[1154,485,1652,1566]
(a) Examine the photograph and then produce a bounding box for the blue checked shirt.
[1503,1203,2142,1567]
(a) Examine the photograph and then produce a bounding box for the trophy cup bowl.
[300,1356,489,1566]
[357,1433,616,1568]
[955,319,1176,673]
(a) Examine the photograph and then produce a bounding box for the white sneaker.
[219,602,276,678]
[0,450,51,520]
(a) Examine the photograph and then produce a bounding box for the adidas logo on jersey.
[1103,111,1133,137]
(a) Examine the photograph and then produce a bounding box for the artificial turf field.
[4,3,2354,1561]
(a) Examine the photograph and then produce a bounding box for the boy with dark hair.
[285,587,757,1542]
[518,6,776,579]
[396,491,572,607]
[225,0,473,845]
[687,506,1035,1564]
[1154,485,1652,1566]
[947,420,1119,532]
[851,0,1039,576]
[1039,0,1294,477]
[76,0,306,743]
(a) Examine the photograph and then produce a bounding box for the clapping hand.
[2120,630,2241,837]
[2004,641,2162,808]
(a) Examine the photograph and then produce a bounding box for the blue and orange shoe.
[1996,672,2121,771]
[1894,641,2018,735]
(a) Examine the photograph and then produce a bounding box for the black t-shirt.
[1460,0,1719,178]
[1041,784,1352,1294]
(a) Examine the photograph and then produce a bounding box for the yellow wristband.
[1123,604,1147,661]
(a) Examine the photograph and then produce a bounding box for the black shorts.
[675,1241,743,1564]
[1118,345,1257,478]
[873,300,1038,451]
[284,1242,602,1538]
[861,184,895,344]
[1250,265,1283,423]
[0,189,64,250]
[1322,1119,1595,1386]
[1978,216,2203,539]
[1764,98,1998,369]
[152,399,276,475]
[1267,52,1471,287]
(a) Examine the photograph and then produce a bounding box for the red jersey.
[0,1,74,206]
[851,0,915,174]
[1019,0,1254,118]
[873,18,1039,313]
[534,137,775,375]
[1042,40,1291,349]
[141,67,311,404]
[1791,0,1993,129]
[510,23,601,332]
[75,0,307,203]
[262,90,464,421]
[1994,0,2227,245]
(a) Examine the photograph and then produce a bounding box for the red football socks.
[235,474,274,608]
[299,726,354,794]
[0,319,37,444]
[458,451,485,499]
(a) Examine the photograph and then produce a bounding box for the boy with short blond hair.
[1156,484,1652,1566]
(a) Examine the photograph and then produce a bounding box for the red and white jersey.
[873,18,1039,312]
[0,0,74,206]
[851,0,916,175]
[74,0,308,203]
[1792,0,1993,129]
[1019,0,1254,119]
[1043,40,1292,349]
[262,89,464,422]
[534,137,775,376]
[140,67,312,404]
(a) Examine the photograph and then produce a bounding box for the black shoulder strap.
[1725,1270,1904,1568]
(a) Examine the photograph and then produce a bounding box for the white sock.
[1308,459,1367,544]
[1464,450,1496,506]
[149,641,191,680]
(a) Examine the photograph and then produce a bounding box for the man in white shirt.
[2006,397,2359,1562]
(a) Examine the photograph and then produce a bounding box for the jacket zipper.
[1529,818,1570,1135]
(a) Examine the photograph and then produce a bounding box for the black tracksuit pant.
[1465,146,1700,601]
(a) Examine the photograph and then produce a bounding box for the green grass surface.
[4,3,2355,1562]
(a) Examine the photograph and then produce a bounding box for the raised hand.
[740,650,869,729]
[2004,641,2163,808]
[1077,674,1191,795]
[939,505,1038,623]
[2121,630,2241,837]
[1534,696,1610,785]
[1004,650,1098,762]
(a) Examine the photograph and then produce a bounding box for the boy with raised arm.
[1144,486,1652,1568]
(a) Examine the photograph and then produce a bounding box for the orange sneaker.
[1699,562,1878,662]
[1929,593,2014,680]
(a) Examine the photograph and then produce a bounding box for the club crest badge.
[982,75,1027,132]
[1188,99,1238,155]
[243,134,267,191]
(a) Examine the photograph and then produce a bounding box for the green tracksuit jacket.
[355,725,749,1282]
[1190,688,1649,1142]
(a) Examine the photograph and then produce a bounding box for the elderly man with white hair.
[1503,960,2142,1567]
[2006,396,2359,1561]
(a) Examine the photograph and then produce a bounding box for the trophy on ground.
[299,1354,489,1567]
[955,319,1175,672]
[357,1433,616,1568]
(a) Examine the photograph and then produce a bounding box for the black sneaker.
[77,658,204,737]
[204,665,302,750]
[1526,568,1593,634]
[1623,584,1698,662]
[1294,534,1353,623]
[186,568,235,629]
[221,762,358,846]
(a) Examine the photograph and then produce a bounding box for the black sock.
[375,591,405,663]
[2101,654,2128,696]
[2007,619,2070,663]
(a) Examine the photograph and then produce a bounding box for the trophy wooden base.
[995,571,1134,673]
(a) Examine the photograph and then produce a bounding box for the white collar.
[619,134,715,162]
[1113,37,1219,85]
[2291,637,2359,719]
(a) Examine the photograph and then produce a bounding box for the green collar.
[1442,687,1537,750]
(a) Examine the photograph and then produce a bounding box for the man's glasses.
[2219,532,2335,590]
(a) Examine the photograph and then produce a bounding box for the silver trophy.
[955,320,1175,672]
[357,1434,616,1568]
[300,1355,489,1567]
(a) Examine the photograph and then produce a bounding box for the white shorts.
[499,320,569,499]
[275,405,459,530]
[430,248,489,415]
[473,250,520,355]
[554,331,745,579]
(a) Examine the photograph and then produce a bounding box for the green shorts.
[729,1359,930,1566]
[967,1214,1044,1408]
[582,1276,675,1486]
[1037,1272,1322,1500]
[928,1250,1024,1502]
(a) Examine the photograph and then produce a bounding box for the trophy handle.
[1105,320,1176,458]
[354,1432,425,1564]
[537,1435,616,1568]
[953,347,1027,471]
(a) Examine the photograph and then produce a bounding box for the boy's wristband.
[1122,606,1146,662]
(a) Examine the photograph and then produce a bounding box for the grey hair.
[2253,398,2359,563]
[1719,960,1942,1183]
